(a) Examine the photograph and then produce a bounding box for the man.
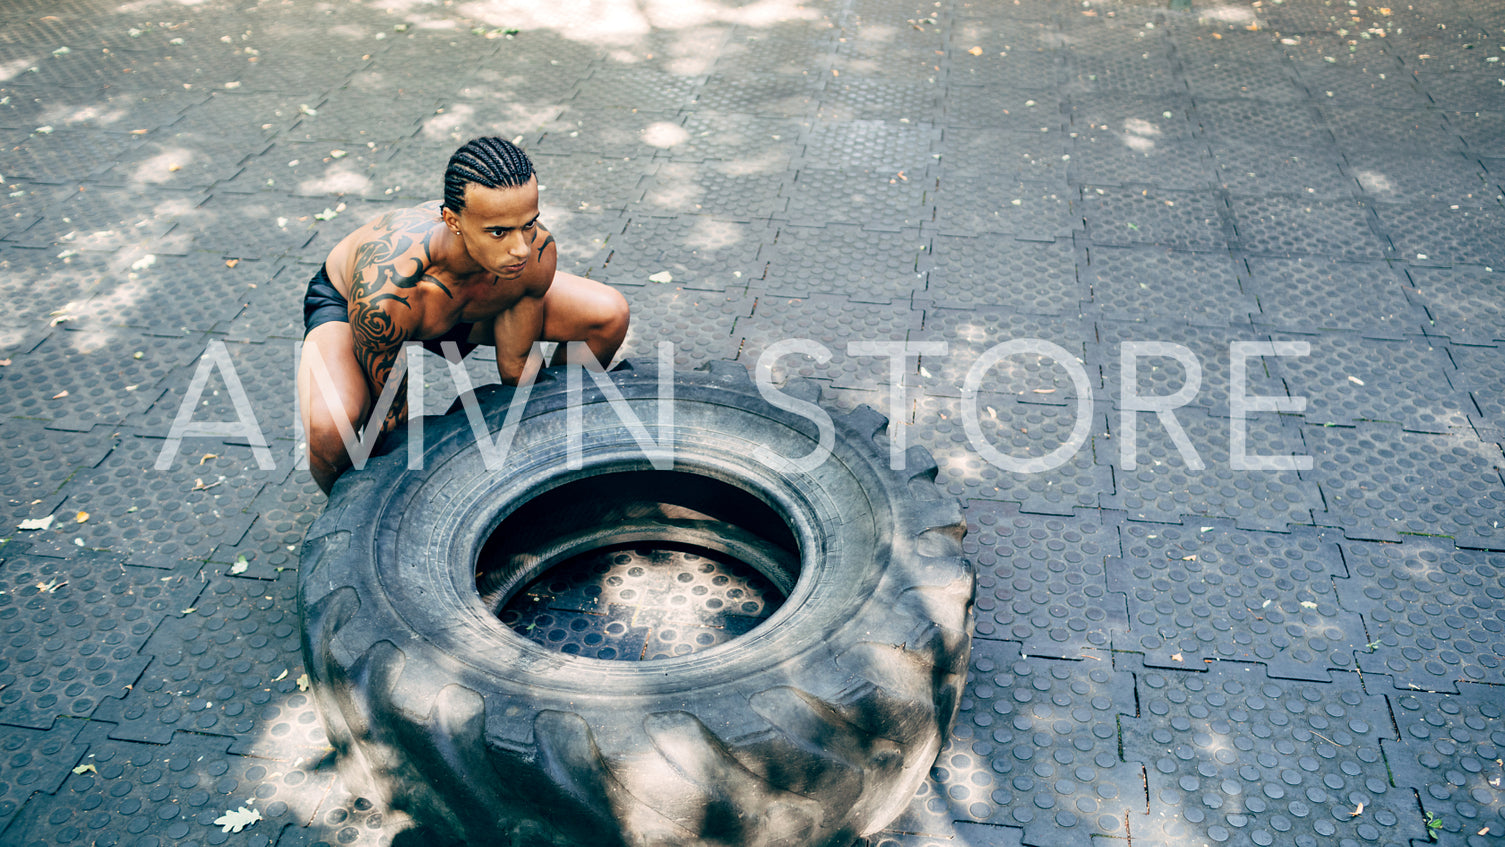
[297,136,630,494]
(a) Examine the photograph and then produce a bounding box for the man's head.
[442,137,535,214]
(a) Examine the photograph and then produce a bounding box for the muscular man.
[297,137,629,494]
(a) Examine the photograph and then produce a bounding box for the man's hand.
[492,295,546,385]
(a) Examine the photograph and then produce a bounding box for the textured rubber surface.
[299,359,974,845]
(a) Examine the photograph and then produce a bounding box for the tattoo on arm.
[534,232,555,263]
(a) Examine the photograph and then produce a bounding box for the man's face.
[450,178,543,280]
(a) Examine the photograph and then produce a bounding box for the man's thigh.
[297,321,371,428]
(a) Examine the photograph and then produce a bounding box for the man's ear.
[440,206,460,233]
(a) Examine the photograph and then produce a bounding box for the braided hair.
[442,137,535,213]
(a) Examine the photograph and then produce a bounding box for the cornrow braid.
[442,137,535,212]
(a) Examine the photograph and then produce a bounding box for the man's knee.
[594,285,630,342]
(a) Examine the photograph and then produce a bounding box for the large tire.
[298,359,975,847]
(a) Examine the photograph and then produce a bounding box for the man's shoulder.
[363,201,443,240]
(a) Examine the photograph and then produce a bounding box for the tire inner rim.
[475,469,802,661]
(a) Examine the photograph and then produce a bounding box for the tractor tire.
[298,358,975,847]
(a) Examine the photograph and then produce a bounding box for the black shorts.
[302,265,477,356]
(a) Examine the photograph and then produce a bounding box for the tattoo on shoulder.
[533,230,556,263]
[351,210,452,303]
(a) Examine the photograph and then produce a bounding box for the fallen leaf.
[1347,375,1365,385]
[230,555,249,575]
[272,669,288,682]
[1478,827,1490,836]
[1170,653,1184,662]
[35,579,65,593]
[648,271,673,284]
[199,453,218,465]
[182,607,196,614]
[129,254,156,271]
[225,259,239,268]
[71,763,97,775]
[1180,555,1197,561]
[330,149,347,159]
[1300,600,1319,609]
[0,359,9,366]
[1350,802,1364,816]
[296,673,311,691]
[74,511,88,523]
[18,515,54,531]
[214,807,263,833]
[968,46,984,55]
[1032,388,1056,394]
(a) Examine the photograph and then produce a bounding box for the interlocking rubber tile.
[693,75,821,118]
[209,475,324,581]
[1346,150,1496,204]
[1103,404,1320,531]
[783,166,934,229]
[224,262,308,344]
[1092,319,1286,417]
[94,569,327,757]
[1063,53,1183,97]
[1181,58,1306,102]
[1383,682,1505,842]
[817,78,943,122]
[1295,64,1432,107]
[1169,31,1284,65]
[1446,109,1505,152]
[0,330,205,430]
[609,284,749,372]
[45,436,274,568]
[1118,658,1427,847]
[1376,201,1505,268]
[0,247,109,332]
[1082,187,1227,251]
[939,129,1067,183]
[1415,71,1505,110]
[924,235,1082,313]
[911,395,1112,514]
[279,92,430,145]
[142,337,299,446]
[931,641,1142,845]
[1268,331,1469,432]
[1086,245,1254,327]
[538,153,654,212]
[656,111,806,166]
[1209,141,1354,199]
[934,179,1078,240]
[5,184,197,254]
[530,107,671,159]
[1450,343,1505,434]
[948,46,1056,91]
[1339,537,1505,690]
[159,192,350,260]
[964,503,1124,655]
[761,223,926,302]
[800,119,940,173]
[641,160,786,221]
[1247,257,1423,339]
[1112,522,1361,678]
[575,67,703,113]
[863,824,1025,847]
[0,719,87,836]
[167,90,321,142]
[918,308,1095,401]
[1305,421,1505,548]
[2,723,331,847]
[278,784,426,847]
[221,140,394,198]
[413,88,561,150]
[531,206,619,280]
[1194,99,1334,148]
[1067,94,1197,139]
[713,32,835,77]
[942,89,1063,131]
[1070,134,1216,191]
[71,253,264,338]
[0,422,113,541]
[603,214,765,290]
[0,551,201,729]
[1318,104,1460,153]
[1230,195,1386,260]
[734,294,922,389]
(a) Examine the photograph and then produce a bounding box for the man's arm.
[348,229,429,434]
[492,295,546,386]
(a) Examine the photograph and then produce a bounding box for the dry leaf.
[272,669,288,682]
[71,763,97,775]
[225,259,239,268]
[74,511,88,523]
[18,515,54,531]
[199,453,218,465]
[52,390,69,399]
[647,271,673,284]
[230,556,249,575]
[1300,601,1319,609]
[0,359,10,366]
[1348,375,1365,385]
[1350,802,1364,817]
[214,807,263,833]
[296,673,311,691]
[1170,653,1184,662]
[36,579,65,593]
[968,46,984,55]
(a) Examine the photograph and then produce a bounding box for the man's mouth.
[500,260,526,274]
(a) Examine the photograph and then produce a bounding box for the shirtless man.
[297,137,629,494]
